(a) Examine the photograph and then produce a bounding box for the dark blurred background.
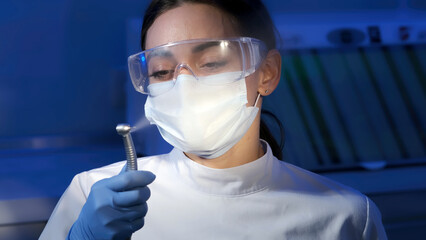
[0,0,425,239]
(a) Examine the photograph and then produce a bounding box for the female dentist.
[40,0,387,239]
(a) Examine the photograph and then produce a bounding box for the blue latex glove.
[67,167,155,240]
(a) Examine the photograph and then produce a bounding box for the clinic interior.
[0,0,425,239]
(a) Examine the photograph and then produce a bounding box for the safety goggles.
[128,37,268,95]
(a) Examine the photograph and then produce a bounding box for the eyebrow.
[147,49,173,61]
[191,41,221,53]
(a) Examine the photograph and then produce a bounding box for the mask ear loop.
[253,93,261,107]
[253,88,269,107]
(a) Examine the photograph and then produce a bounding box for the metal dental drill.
[116,123,138,171]
[116,124,137,240]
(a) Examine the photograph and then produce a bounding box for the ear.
[257,49,281,96]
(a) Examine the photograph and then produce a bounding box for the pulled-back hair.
[141,0,278,50]
[140,0,284,159]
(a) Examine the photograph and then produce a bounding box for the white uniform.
[40,142,387,240]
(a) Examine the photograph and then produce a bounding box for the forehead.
[145,3,238,50]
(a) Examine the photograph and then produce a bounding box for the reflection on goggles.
[128,37,267,95]
[147,41,241,83]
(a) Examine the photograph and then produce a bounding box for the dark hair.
[140,0,284,159]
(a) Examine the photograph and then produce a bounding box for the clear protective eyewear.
[128,37,268,95]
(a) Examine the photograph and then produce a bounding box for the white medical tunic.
[40,142,387,240]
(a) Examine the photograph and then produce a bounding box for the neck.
[185,114,264,169]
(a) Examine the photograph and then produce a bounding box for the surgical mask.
[144,71,260,159]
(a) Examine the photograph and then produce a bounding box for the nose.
[173,63,197,80]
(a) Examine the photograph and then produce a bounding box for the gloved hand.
[67,167,155,240]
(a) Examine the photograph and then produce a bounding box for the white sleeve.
[39,173,88,240]
[362,197,388,240]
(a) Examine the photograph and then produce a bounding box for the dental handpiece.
[116,124,137,240]
[116,123,138,171]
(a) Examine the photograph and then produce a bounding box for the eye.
[149,69,174,81]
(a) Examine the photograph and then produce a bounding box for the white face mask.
[144,71,259,159]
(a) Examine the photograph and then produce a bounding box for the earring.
[265,89,269,94]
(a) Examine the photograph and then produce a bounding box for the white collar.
[168,140,275,196]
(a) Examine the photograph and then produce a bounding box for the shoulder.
[269,160,387,239]
[273,159,365,198]
[271,160,371,234]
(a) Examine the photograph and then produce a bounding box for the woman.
[40,0,387,239]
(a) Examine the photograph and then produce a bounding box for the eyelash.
[149,70,174,79]
[200,60,227,69]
